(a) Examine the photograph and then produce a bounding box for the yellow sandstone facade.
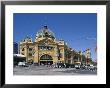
[20,26,75,65]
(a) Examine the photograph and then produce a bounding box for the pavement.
[13,65,97,75]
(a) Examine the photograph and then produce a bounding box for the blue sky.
[14,13,97,61]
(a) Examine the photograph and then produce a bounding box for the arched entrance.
[40,54,53,65]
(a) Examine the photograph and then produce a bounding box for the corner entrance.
[40,54,53,65]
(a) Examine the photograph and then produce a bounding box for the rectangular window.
[29,53,32,56]
[29,48,32,51]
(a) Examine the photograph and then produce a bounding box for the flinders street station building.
[19,25,89,65]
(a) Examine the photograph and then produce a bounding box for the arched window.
[40,54,53,60]
[22,48,24,51]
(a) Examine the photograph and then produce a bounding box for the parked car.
[80,65,86,69]
[75,62,81,69]
[33,62,39,66]
[85,64,96,71]
[65,63,71,68]
[70,64,75,68]
[75,64,80,69]
[18,62,28,67]
[94,66,97,70]
[57,63,65,68]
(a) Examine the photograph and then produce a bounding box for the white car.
[75,65,80,69]
[18,62,26,67]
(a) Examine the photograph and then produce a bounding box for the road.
[13,65,97,75]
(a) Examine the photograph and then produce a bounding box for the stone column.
[53,45,58,63]
[34,44,39,63]
[25,44,28,62]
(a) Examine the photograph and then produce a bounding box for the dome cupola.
[36,25,55,39]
